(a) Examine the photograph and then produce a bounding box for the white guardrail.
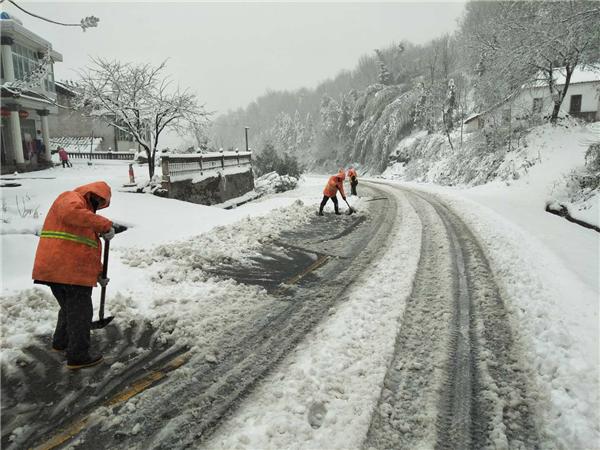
[161,151,252,183]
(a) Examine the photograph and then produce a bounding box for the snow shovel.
[91,238,114,329]
[343,197,356,215]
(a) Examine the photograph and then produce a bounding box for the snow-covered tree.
[444,78,456,130]
[464,1,600,123]
[75,58,208,178]
[375,49,394,85]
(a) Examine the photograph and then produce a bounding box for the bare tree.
[75,58,208,178]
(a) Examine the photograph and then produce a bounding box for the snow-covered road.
[2,170,597,449]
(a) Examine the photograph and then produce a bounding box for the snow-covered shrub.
[584,143,600,172]
[255,171,299,194]
[384,129,514,186]
[254,144,303,178]
[559,143,600,204]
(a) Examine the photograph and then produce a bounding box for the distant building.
[464,65,600,133]
[0,12,62,173]
[48,80,140,153]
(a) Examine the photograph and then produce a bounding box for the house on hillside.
[0,12,62,174]
[464,65,600,133]
[48,81,140,153]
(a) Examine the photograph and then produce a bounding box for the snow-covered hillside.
[384,121,599,227]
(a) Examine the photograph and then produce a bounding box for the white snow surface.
[1,120,598,450]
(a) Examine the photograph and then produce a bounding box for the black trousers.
[319,194,339,213]
[350,177,358,196]
[61,160,72,168]
[49,284,93,361]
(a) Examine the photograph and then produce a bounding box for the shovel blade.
[91,316,114,329]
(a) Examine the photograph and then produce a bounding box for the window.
[44,64,55,92]
[532,98,543,114]
[11,44,55,92]
[569,95,582,114]
[12,43,37,81]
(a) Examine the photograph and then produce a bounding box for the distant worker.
[319,170,346,216]
[128,163,135,184]
[58,146,72,168]
[32,181,115,369]
[347,167,358,196]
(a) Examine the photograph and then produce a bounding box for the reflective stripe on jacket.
[323,175,345,198]
[39,230,99,248]
[32,181,113,287]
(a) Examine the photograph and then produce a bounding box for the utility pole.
[244,126,249,152]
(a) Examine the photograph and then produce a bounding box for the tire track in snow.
[65,184,399,450]
[364,185,539,450]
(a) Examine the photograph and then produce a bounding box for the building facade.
[464,66,600,133]
[0,12,62,173]
[48,81,139,152]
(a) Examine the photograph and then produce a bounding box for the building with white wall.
[0,12,62,173]
[464,65,600,133]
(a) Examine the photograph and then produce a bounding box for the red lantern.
[0,108,10,117]
[18,110,29,119]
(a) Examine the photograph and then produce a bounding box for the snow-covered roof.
[527,65,600,88]
[49,136,103,153]
[54,81,79,97]
[463,113,482,124]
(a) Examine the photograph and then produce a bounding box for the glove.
[98,277,110,287]
[102,227,115,241]
[342,196,347,201]
[113,223,128,234]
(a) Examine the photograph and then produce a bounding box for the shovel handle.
[99,239,110,320]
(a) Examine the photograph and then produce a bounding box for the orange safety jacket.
[347,168,358,179]
[32,181,113,287]
[323,175,346,198]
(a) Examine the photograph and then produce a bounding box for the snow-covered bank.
[385,122,599,229]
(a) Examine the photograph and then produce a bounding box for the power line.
[1,0,99,31]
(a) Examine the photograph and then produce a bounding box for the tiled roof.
[49,136,103,153]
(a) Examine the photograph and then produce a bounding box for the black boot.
[67,352,103,370]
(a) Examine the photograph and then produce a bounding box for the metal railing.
[67,151,135,161]
[162,152,252,183]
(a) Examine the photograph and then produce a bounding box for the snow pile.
[255,171,299,194]
[120,199,313,276]
[0,288,56,371]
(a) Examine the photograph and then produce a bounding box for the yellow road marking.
[33,353,191,450]
[274,254,331,296]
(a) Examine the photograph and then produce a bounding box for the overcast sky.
[5,1,465,146]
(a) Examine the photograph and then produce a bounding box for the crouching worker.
[319,170,346,216]
[32,181,115,370]
[347,167,358,196]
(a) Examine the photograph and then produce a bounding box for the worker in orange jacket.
[319,170,346,216]
[32,181,115,369]
[347,167,358,196]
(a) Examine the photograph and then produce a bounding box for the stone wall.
[166,169,255,205]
